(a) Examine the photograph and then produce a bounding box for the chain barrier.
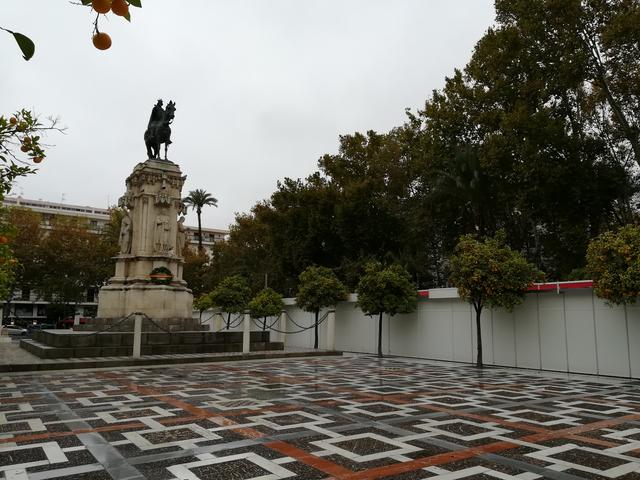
[140,314,174,333]
[77,312,139,337]
[214,313,243,333]
[255,310,330,335]
[200,311,223,326]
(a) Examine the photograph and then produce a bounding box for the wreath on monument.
[149,266,173,285]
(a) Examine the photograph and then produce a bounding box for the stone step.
[20,338,285,359]
[73,317,207,332]
[32,330,272,348]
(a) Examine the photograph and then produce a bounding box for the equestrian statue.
[144,99,176,160]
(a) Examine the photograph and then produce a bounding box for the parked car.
[57,317,89,328]
[2,325,28,336]
[27,323,56,333]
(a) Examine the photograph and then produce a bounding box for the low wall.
[277,288,640,378]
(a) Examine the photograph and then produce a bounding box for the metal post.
[133,314,142,358]
[213,312,223,332]
[243,310,251,354]
[280,310,287,346]
[326,308,336,351]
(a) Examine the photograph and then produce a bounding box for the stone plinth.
[20,330,284,359]
[97,158,193,320]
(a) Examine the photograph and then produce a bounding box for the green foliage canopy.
[248,287,284,319]
[587,225,640,305]
[296,266,347,314]
[449,233,542,312]
[356,263,417,318]
[209,275,252,314]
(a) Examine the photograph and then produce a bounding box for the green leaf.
[80,0,92,5]
[128,0,142,7]
[11,31,35,61]
[124,11,131,22]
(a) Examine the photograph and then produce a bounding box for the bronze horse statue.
[144,100,176,160]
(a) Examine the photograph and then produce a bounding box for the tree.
[449,232,541,367]
[182,247,210,298]
[38,216,116,315]
[356,262,417,358]
[183,189,218,252]
[1,110,59,196]
[209,275,252,329]
[193,294,213,321]
[3,0,143,59]
[3,208,43,319]
[296,265,347,349]
[0,209,18,303]
[586,225,640,305]
[492,0,640,168]
[248,288,284,331]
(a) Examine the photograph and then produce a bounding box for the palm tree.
[183,189,218,252]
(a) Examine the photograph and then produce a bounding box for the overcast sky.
[2,0,495,230]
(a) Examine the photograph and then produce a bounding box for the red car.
[58,317,89,328]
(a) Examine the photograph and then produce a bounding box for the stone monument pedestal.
[96,158,193,321]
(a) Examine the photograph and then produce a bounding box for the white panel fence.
[197,286,640,378]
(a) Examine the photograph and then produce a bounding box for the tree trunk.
[475,304,483,368]
[196,208,203,252]
[378,312,383,358]
[314,310,319,349]
[263,317,266,331]
[226,312,231,330]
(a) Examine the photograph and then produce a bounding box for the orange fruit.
[92,32,112,50]
[111,0,129,17]
[33,156,44,164]
[92,0,112,14]
[9,117,17,125]
[20,145,29,153]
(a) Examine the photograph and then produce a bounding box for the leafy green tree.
[209,275,252,329]
[1,110,59,196]
[296,265,348,349]
[449,233,542,367]
[0,209,18,303]
[248,287,284,331]
[200,0,640,291]
[2,208,43,319]
[193,294,213,321]
[38,216,116,311]
[183,189,218,252]
[587,225,640,305]
[356,262,417,358]
[491,0,640,167]
[182,247,210,297]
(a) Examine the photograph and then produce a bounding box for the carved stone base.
[97,157,194,321]
[97,283,193,319]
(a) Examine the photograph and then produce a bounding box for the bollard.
[326,308,336,351]
[279,310,287,346]
[132,314,142,358]
[213,313,223,332]
[243,310,251,354]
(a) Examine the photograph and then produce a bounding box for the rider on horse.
[148,99,165,138]
[145,99,175,160]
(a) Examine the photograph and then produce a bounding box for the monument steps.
[21,330,284,359]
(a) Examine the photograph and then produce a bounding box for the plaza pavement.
[1,355,640,479]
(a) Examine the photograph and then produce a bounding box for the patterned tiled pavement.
[1,356,640,480]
